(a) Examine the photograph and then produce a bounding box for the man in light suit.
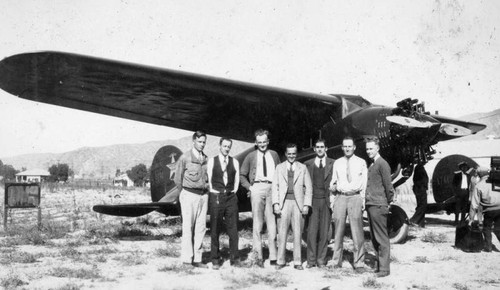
[240,129,281,267]
[304,138,335,268]
[272,143,312,270]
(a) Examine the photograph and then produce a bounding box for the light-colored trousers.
[250,183,277,261]
[332,194,365,268]
[180,189,208,263]
[277,199,304,265]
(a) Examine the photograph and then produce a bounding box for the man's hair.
[365,136,380,146]
[315,138,327,147]
[254,129,270,139]
[286,143,297,150]
[219,137,233,145]
[343,136,354,143]
[192,130,207,140]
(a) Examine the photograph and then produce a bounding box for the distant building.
[113,173,134,187]
[15,169,50,183]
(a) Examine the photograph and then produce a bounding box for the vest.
[211,156,236,193]
[313,164,327,198]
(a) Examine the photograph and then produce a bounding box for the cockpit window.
[330,94,372,118]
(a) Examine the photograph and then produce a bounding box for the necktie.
[319,159,323,169]
[263,154,267,177]
[346,158,352,183]
[223,157,228,185]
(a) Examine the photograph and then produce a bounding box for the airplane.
[0,51,487,243]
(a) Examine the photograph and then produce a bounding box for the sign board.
[4,183,41,208]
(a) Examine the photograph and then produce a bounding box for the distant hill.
[459,108,500,140]
[2,135,252,179]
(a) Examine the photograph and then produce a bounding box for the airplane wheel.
[388,204,409,244]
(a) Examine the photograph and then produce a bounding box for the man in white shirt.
[329,136,367,271]
[207,137,240,269]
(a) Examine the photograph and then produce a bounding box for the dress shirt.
[207,154,240,194]
[192,148,204,162]
[461,172,468,189]
[330,155,367,198]
[255,150,275,182]
[286,162,296,172]
[314,156,327,168]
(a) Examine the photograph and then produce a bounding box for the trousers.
[250,182,277,261]
[180,189,208,263]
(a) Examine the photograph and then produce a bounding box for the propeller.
[386,116,433,128]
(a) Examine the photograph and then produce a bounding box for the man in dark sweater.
[365,136,394,278]
[207,137,240,269]
[304,138,334,268]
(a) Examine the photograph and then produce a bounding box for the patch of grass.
[222,269,288,289]
[60,247,82,260]
[49,266,102,279]
[421,231,447,243]
[322,271,342,280]
[452,283,470,290]
[155,244,180,258]
[0,273,28,289]
[95,255,107,263]
[52,282,83,290]
[158,263,196,275]
[362,277,382,288]
[85,246,118,255]
[414,256,429,263]
[0,251,39,264]
[411,284,432,290]
[112,252,146,266]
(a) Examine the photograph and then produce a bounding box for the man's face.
[314,141,327,158]
[460,165,469,173]
[255,134,269,152]
[219,140,232,157]
[193,136,206,152]
[286,147,297,164]
[365,141,379,159]
[342,139,355,158]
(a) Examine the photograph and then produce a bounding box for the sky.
[1,0,499,158]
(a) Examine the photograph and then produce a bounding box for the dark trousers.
[483,209,500,250]
[455,189,469,223]
[307,197,331,266]
[366,205,390,273]
[410,186,427,227]
[210,191,239,264]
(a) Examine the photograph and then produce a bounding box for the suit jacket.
[272,161,312,210]
[366,156,394,206]
[240,149,280,190]
[304,157,334,193]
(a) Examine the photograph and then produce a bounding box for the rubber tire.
[388,204,409,244]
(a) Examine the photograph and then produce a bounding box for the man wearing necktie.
[329,136,367,272]
[174,131,209,268]
[240,129,280,267]
[207,137,240,269]
[272,143,312,270]
[453,161,473,224]
[304,138,335,268]
[365,136,394,278]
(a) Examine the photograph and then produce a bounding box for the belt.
[183,187,206,195]
[254,180,272,184]
[338,191,360,196]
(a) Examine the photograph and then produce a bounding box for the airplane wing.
[93,202,180,217]
[0,51,344,146]
[430,114,487,141]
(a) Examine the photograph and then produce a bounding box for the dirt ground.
[1,186,499,290]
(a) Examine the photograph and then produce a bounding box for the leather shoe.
[306,264,316,269]
[317,264,326,269]
[230,260,241,267]
[376,271,390,278]
[276,264,286,270]
[254,260,264,268]
[192,262,208,269]
[270,260,277,266]
[332,265,342,269]
[212,264,220,270]
[294,265,304,270]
